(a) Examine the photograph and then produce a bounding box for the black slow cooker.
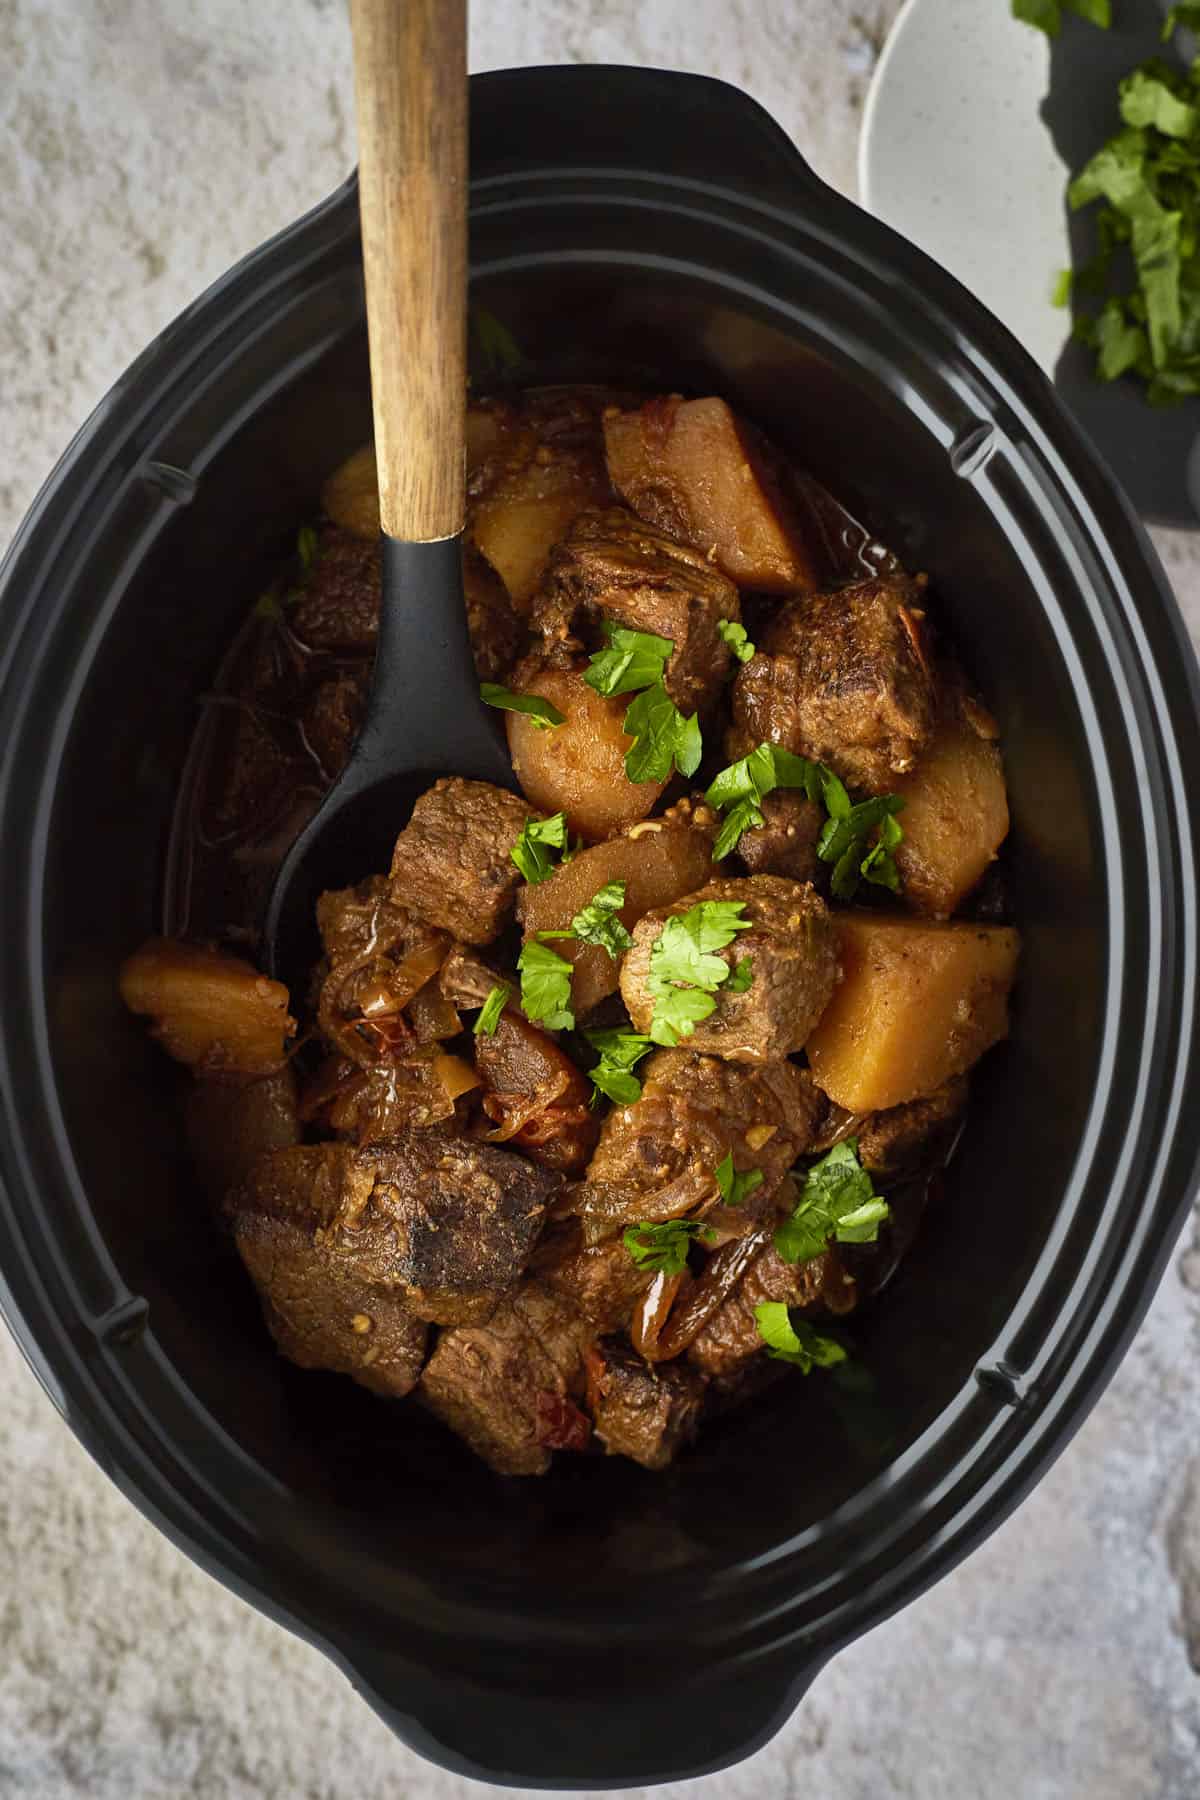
[1,68,1197,1788]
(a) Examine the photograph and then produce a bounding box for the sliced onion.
[651,1229,771,1362]
[631,1268,690,1361]
[407,985,461,1043]
[433,1052,482,1102]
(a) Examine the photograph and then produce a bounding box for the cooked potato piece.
[806,914,1019,1112]
[119,938,295,1076]
[892,683,1010,918]
[603,395,822,593]
[473,495,593,614]
[321,444,380,541]
[520,822,716,1016]
[506,666,666,840]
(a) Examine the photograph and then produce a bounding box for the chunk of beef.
[301,668,368,778]
[730,574,936,792]
[301,1051,460,1140]
[184,1067,302,1203]
[736,789,823,884]
[535,1227,655,1332]
[439,943,510,1010]
[316,876,448,1067]
[585,1338,708,1470]
[603,395,824,592]
[475,1012,599,1175]
[289,524,381,652]
[856,1076,968,1181]
[535,507,741,715]
[387,778,535,946]
[620,875,839,1063]
[230,1135,555,1328]
[586,1048,822,1218]
[688,1241,857,1383]
[462,541,526,682]
[419,1280,595,1475]
[227,1144,427,1397]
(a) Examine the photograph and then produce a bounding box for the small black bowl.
[1,68,1198,1788]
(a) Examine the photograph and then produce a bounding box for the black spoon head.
[262,533,514,988]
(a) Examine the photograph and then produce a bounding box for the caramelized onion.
[631,1268,691,1361]
[433,1052,482,1102]
[649,1228,771,1362]
[407,985,461,1043]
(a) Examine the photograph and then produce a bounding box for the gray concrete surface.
[1,2,1198,1795]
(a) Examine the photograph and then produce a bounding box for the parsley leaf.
[296,523,319,573]
[714,1151,764,1208]
[622,682,703,783]
[817,794,907,900]
[583,1028,654,1105]
[706,743,838,860]
[471,306,525,377]
[623,1218,713,1276]
[510,813,569,885]
[563,880,634,959]
[473,983,510,1036]
[584,625,674,698]
[716,618,755,663]
[517,940,574,1031]
[1012,0,1110,35]
[646,900,753,1047]
[1165,6,1200,39]
[480,683,565,731]
[774,1140,891,1266]
[726,955,754,993]
[754,1302,848,1372]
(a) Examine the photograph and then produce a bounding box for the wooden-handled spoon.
[263,0,511,983]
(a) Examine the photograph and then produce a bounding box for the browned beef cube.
[586,1048,822,1218]
[603,395,824,593]
[301,668,368,778]
[419,1281,595,1475]
[230,1135,555,1328]
[535,507,741,715]
[736,790,823,884]
[620,875,839,1063]
[387,778,535,945]
[227,1144,428,1397]
[856,1076,968,1180]
[184,1067,302,1203]
[439,943,509,1009]
[475,1012,600,1176]
[688,1241,857,1383]
[535,1228,654,1332]
[585,1338,708,1470]
[730,574,936,792]
[289,524,381,652]
[462,541,526,681]
[316,876,448,1066]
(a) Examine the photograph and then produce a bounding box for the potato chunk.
[321,444,380,540]
[892,682,1010,918]
[519,821,717,1016]
[603,395,822,593]
[805,914,1019,1112]
[506,665,665,840]
[119,938,294,1076]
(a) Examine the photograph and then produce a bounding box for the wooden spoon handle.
[349,0,467,543]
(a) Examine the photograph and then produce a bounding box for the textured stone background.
[1,2,1198,1795]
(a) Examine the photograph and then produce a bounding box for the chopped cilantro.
[480,683,565,731]
[584,625,674,698]
[754,1302,848,1372]
[517,940,574,1031]
[726,955,755,993]
[774,1140,891,1266]
[646,900,752,1047]
[714,1152,764,1208]
[705,743,837,860]
[818,791,906,900]
[583,1028,654,1105]
[473,983,510,1036]
[623,1218,714,1276]
[510,813,569,885]
[538,880,633,961]
[1012,0,1110,34]
[1052,268,1073,308]
[716,618,755,663]
[622,681,703,784]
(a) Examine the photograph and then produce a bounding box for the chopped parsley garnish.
[754,1302,848,1372]
[714,1151,764,1208]
[1050,10,1200,404]
[296,523,318,573]
[646,900,753,1046]
[705,741,904,895]
[623,1218,715,1276]
[517,940,574,1031]
[471,305,525,376]
[254,523,320,621]
[510,813,569,885]
[480,683,565,731]
[726,955,755,993]
[473,983,510,1037]
[1011,0,1110,35]
[537,881,633,961]
[583,1028,655,1106]
[622,682,703,784]
[584,625,674,698]
[717,618,755,663]
[774,1140,891,1266]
